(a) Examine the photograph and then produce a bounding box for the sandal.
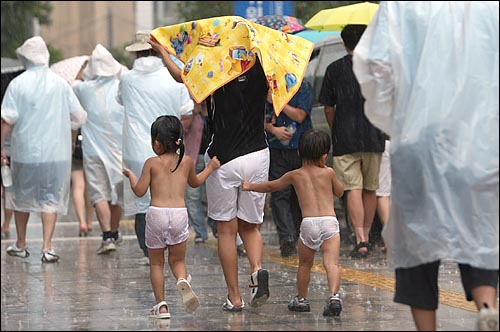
[350,242,369,258]
[177,278,200,313]
[149,301,170,319]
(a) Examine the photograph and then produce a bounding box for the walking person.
[118,30,194,265]
[123,115,220,318]
[73,44,126,254]
[318,24,386,258]
[1,36,87,262]
[264,80,314,257]
[71,128,93,237]
[353,2,499,330]
[243,129,345,316]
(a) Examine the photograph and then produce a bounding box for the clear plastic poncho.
[117,56,193,216]
[353,1,499,270]
[1,36,87,213]
[72,44,125,206]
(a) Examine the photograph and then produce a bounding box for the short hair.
[298,129,331,162]
[341,24,367,51]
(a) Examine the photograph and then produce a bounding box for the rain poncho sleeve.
[353,1,499,270]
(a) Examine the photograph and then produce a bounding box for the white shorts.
[300,216,340,251]
[205,148,270,223]
[376,140,391,197]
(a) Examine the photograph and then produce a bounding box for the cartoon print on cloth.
[151,16,314,115]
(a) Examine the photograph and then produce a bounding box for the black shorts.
[394,260,499,310]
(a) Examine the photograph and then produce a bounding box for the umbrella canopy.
[1,57,24,74]
[305,2,379,31]
[252,15,305,33]
[294,29,339,44]
[50,55,89,85]
[151,16,314,116]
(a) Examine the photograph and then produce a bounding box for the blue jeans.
[269,148,302,245]
[185,154,208,240]
[134,213,148,257]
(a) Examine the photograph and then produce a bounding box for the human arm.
[1,119,11,163]
[329,167,344,198]
[123,158,153,197]
[149,37,183,83]
[324,105,335,130]
[187,156,220,188]
[241,172,293,193]
[75,59,88,81]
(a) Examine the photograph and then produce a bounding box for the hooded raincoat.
[117,56,194,216]
[352,1,499,270]
[72,44,126,206]
[1,36,87,213]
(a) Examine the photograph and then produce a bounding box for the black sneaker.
[249,269,269,307]
[323,294,342,317]
[288,296,311,312]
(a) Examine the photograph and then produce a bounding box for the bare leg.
[296,240,315,299]
[95,200,111,233]
[167,240,188,280]
[471,285,498,311]
[347,189,367,253]
[362,189,377,241]
[217,218,242,306]
[110,204,121,233]
[238,219,263,274]
[41,212,57,252]
[320,234,341,296]
[14,211,29,249]
[376,196,390,226]
[148,247,168,314]
[84,186,93,231]
[71,169,88,234]
[411,307,436,331]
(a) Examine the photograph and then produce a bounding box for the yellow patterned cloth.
[151,16,314,115]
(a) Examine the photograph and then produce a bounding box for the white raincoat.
[72,44,126,206]
[1,36,87,213]
[117,56,194,216]
[353,1,499,270]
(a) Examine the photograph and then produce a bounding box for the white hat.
[125,30,152,52]
[83,44,122,79]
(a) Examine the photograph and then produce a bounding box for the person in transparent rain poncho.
[352,2,499,331]
[117,30,194,266]
[0,36,87,263]
[72,44,127,255]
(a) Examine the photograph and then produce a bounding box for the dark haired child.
[123,115,220,319]
[242,129,345,316]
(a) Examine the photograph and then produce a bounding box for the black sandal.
[350,242,369,258]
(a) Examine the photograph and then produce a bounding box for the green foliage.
[47,44,64,65]
[110,45,134,70]
[1,1,52,58]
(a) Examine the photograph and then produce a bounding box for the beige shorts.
[145,207,189,248]
[333,152,382,191]
[300,216,340,251]
[205,148,270,223]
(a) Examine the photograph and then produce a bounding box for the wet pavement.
[1,199,494,331]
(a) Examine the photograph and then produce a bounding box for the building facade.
[40,1,181,59]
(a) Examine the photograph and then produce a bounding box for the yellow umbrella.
[305,2,379,31]
[152,16,313,116]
